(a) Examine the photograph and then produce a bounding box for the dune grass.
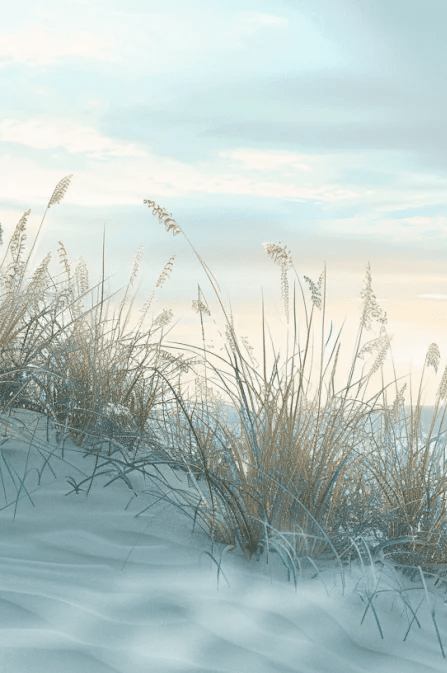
[1,176,447,655]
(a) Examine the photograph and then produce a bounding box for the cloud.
[217,149,313,172]
[0,119,147,158]
[0,25,117,66]
[323,213,447,243]
[419,294,447,300]
[0,144,368,209]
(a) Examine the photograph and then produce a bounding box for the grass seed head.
[48,175,73,209]
[360,262,387,330]
[144,199,182,236]
[425,343,441,374]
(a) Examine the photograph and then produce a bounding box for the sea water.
[145,402,447,477]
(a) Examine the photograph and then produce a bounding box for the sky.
[1,0,447,409]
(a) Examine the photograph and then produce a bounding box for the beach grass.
[2,176,447,656]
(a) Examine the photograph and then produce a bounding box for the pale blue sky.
[1,0,447,404]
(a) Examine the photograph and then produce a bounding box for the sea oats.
[262,241,293,269]
[425,343,441,374]
[58,241,72,283]
[71,256,90,320]
[2,210,29,291]
[304,272,323,310]
[281,267,290,323]
[156,255,175,289]
[56,242,76,310]
[263,241,293,324]
[153,308,173,328]
[225,321,237,353]
[357,325,391,371]
[144,199,182,236]
[436,364,447,400]
[75,257,89,296]
[9,210,29,264]
[27,252,52,307]
[368,326,392,376]
[139,255,176,321]
[357,339,378,361]
[360,262,387,330]
[390,382,407,420]
[20,176,74,280]
[128,245,144,288]
[47,175,73,209]
[192,298,211,317]
[30,251,51,285]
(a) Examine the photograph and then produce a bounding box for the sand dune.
[0,409,446,672]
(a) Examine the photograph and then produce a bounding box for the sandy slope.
[0,409,446,673]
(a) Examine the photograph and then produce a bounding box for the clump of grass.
[0,176,84,415]
[133,203,389,564]
[135,198,447,655]
[357,359,447,580]
[1,182,447,656]
[33,234,194,456]
[0,178,195,507]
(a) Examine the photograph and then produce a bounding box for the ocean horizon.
[222,403,447,435]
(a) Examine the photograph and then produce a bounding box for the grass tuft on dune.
[2,176,447,659]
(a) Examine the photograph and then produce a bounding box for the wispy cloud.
[0,119,147,158]
[0,25,116,66]
[419,294,447,300]
[217,149,313,172]
[322,213,447,243]
[0,153,367,208]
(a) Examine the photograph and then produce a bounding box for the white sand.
[1,409,446,673]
